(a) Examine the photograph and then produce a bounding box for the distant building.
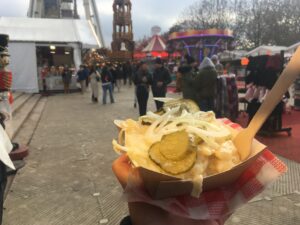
[28,0,79,19]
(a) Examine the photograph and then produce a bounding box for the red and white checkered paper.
[123,119,287,220]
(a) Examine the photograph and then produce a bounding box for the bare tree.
[179,0,236,30]
[173,0,300,49]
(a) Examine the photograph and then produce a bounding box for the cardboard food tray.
[134,127,267,200]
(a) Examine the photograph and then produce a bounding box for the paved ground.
[3,86,300,225]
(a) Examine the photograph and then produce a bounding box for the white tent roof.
[286,42,300,52]
[218,50,248,61]
[247,45,287,56]
[0,17,101,48]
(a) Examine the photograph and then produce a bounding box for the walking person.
[62,65,72,94]
[84,64,90,89]
[116,64,123,92]
[134,61,152,116]
[40,65,49,95]
[211,55,224,75]
[89,66,100,103]
[57,65,64,90]
[132,62,139,108]
[101,66,115,104]
[151,58,172,111]
[109,64,117,92]
[48,66,57,90]
[194,57,218,112]
[178,55,198,103]
[77,65,88,94]
[123,61,133,85]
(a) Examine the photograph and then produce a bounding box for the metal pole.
[28,0,35,17]
[74,0,80,19]
[90,0,105,47]
[83,0,92,20]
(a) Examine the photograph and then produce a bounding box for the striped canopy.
[142,35,166,52]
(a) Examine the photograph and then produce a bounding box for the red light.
[241,57,249,66]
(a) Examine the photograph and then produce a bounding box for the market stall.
[246,45,287,57]
[36,46,78,91]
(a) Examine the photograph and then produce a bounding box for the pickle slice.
[160,131,189,160]
[163,99,200,113]
[149,142,197,175]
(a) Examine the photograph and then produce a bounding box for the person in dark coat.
[123,61,133,85]
[194,57,218,112]
[62,65,72,94]
[178,55,198,103]
[108,64,117,92]
[134,61,152,116]
[83,65,90,88]
[151,58,172,111]
[77,65,88,94]
[101,66,115,104]
[115,64,123,92]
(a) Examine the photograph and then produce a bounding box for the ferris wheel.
[28,0,105,47]
[83,0,105,47]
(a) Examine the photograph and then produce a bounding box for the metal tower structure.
[28,0,104,47]
[83,0,105,47]
[28,0,78,19]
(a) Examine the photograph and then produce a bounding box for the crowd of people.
[74,59,172,112]
[132,54,225,116]
[41,62,133,105]
[40,65,74,94]
[133,58,172,115]
[40,54,227,117]
[75,62,133,105]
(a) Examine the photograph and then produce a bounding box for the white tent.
[218,50,248,61]
[247,45,287,57]
[285,42,300,57]
[0,17,101,93]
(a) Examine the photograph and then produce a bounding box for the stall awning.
[0,17,101,48]
[247,45,287,56]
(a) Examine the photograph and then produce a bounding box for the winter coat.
[194,67,218,100]
[134,69,152,92]
[62,70,72,84]
[101,68,113,84]
[179,65,197,102]
[151,66,171,95]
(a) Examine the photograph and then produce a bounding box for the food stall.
[36,45,78,91]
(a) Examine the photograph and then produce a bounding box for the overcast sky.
[0,0,196,47]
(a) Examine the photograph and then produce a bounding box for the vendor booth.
[246,45,287,57]
[0,17,101,93]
